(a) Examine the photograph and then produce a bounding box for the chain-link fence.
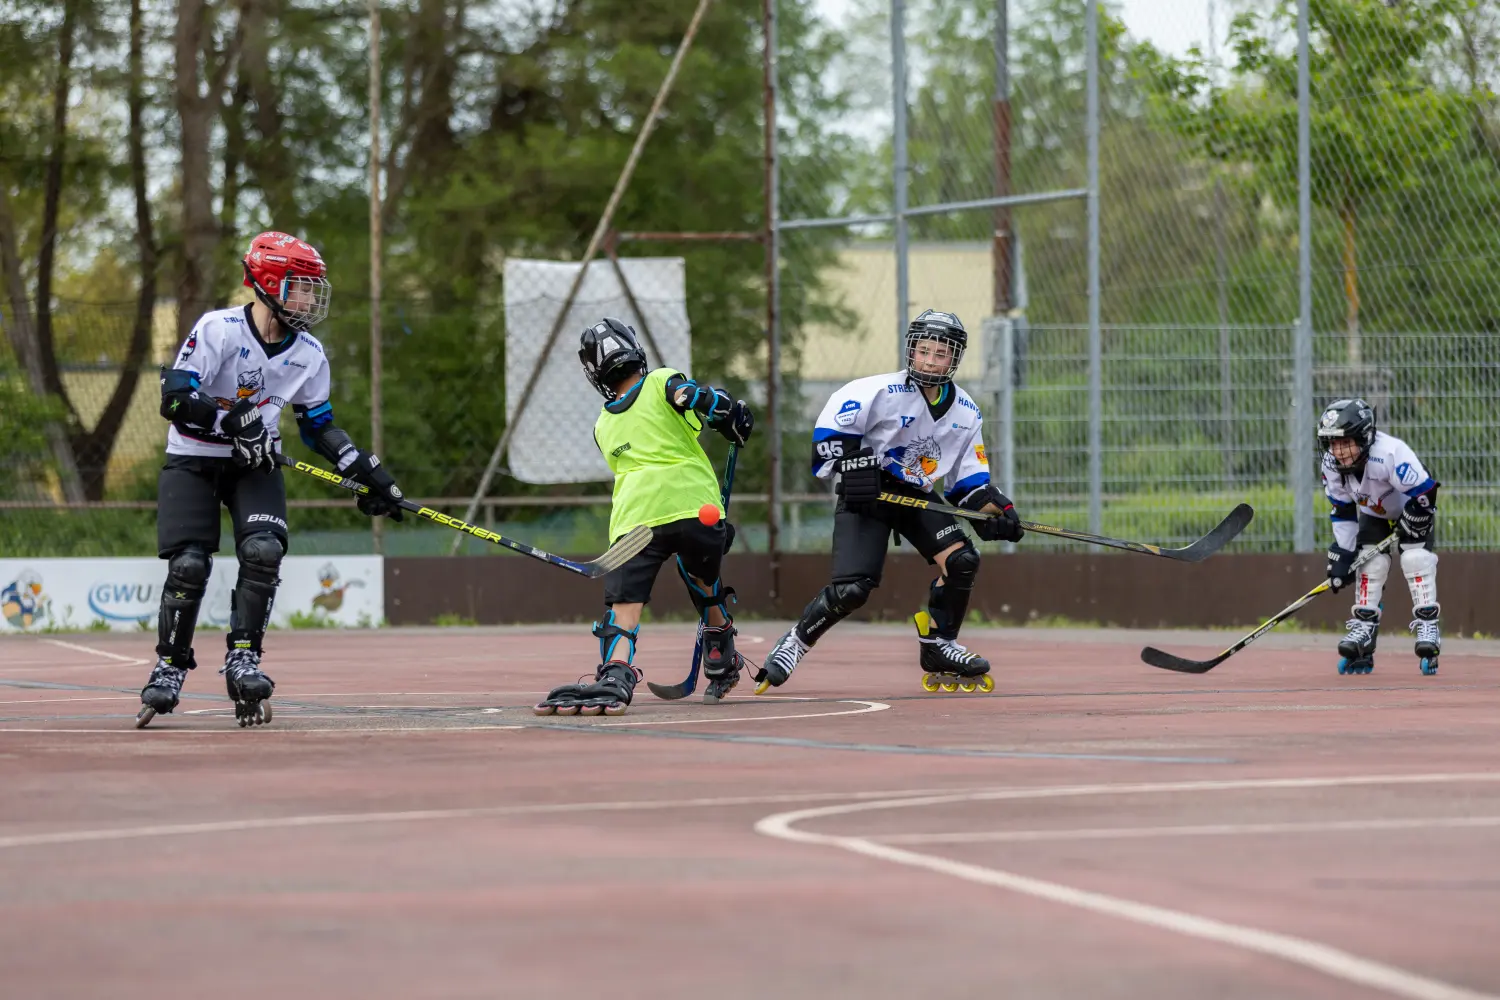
[5,0,1500,559]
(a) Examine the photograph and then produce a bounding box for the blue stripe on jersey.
[1404,477,1438,498]
[945,471,990,501]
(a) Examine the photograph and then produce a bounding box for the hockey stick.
[1140,533,1398,674]
[877,492,1255,563]
[647,443,739,701]
[276,454,652,579]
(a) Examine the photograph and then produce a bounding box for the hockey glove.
[1398,488,1436,543]
[347,451,406,522]
[835,448,882,516]
[713,399,754,446]
[222,399,275,471]
[955,483,1025,543]
[1326,543,1356,593]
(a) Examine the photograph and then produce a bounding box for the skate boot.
[221,645,275,727]
[135,654,194,729]
[534,660,641,717]
[1337,608,1380,675]
[701,623,744,705]
[914,610,993,693]
[1411,604,1441,676]
[753,629,809,694]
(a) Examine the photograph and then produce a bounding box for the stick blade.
[585,524,655,577]
[1165,503,1255,563]
[1140,645,1223,674]
[646,679,693,700]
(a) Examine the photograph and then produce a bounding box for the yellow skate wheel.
[978,675,995,693]
[755,678,772,695]
[939,680,959,693]
[921,673,942,692]
[958,680,978,693]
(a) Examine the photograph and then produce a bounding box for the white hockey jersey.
[1323,430,1437,550]
[811,372,990,498]
[166,305,332,458]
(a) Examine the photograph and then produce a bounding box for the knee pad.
[941,542,981,591]
[593,610,639,665]
[796,577,876,645]
[1353,546,1391,612]
[158,546,212,664]
[1400,545,1438,608]
[237,532,284,584]
[675,556,736,623]
[229,533,284,650]
[828,578,875,614]
[165,546,212,593]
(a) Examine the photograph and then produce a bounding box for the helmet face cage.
[1317,397,1376,473]
[579,319,647,399]
[904,310,967,387]
[274,274,332,331]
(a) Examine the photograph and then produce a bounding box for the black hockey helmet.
[904,308,967,387]
[579,318,648,399]
[1317,397,1377,475]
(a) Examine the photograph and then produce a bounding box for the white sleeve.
[290,352,332,407]
[1387,440,1435,495]
[944,419,991,499]
[811,382,874,480]
[1322,452,1358,551]
[172,314,223,380]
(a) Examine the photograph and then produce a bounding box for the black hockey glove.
[1398,487,1437,543]
[222,399,275,471]
[719,400,755,446]
[1326,543,1356,593]
[347,451,406,522]
[955,483,1025,543]
[834,448,882,516]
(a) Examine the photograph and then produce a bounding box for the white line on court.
[869,814,1500,845]
[754,773,1500,1000]
[39,639,143,664]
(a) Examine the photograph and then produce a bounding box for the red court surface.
[2,622,1498,999]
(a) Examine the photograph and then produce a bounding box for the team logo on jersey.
[887,435,941,478]
[217,367,266,409]
[834,399,861,427]
[1395,461,1421,487]
[178,331,198,363]
[974,444,987,465]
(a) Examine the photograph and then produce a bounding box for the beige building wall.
[795,241,996,383]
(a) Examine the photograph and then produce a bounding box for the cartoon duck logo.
[886,435,942,479]
[2,570,49,630]
[218,367,265,410]
[311,562,365,614]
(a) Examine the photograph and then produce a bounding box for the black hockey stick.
[877,492,1254,563]
[1141,533,1398,674]
[647,443,738,701]
[277,454,652,579]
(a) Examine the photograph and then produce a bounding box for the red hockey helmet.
[242,231,331,331]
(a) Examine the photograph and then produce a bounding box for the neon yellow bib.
[594,368,722,541]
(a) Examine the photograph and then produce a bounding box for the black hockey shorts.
[1355,511,1435,552]
[830,486,969,586]
[603,517,728,606]
[157,454,289,557]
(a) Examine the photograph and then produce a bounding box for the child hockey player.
[533,318,754,716]
[137,231,405,727]
[755,308,1024,693]
[1319,397,1442,675]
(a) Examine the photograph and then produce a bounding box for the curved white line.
[871,814,1500,845]
[755,773,1500,1000]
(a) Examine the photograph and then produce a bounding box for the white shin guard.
[1353,547,1391,614]
[1400,545,1438,610]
